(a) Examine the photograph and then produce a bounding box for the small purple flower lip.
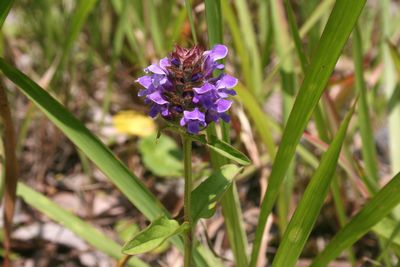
[136,44,237,134]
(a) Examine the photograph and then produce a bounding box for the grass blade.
[0,0,13,28]
[249,1,367,266]
[272,103,356,267]
[17,183,147,267]
[310,172,400,266]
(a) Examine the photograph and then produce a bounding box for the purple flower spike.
[136,44,237,134]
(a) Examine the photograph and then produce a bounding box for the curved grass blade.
[311,172,400,266]
[249,1,367,266]
[271,103,356,267]
[17,183,147,267]
[0,58,211,267]
[0,0,13,28]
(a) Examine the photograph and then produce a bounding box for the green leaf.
[191,135,251,166]
[0,0,13,28]
[122,217,188,255]
[271,103,356,267]
[17,183,147,267]
[250,1,367,265]
[191,164,242,222]
[311,172,400,266]
[138,134,183,178]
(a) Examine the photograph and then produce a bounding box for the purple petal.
[159,57,171,70]
[187,121,200,134]
[216,64,225,70]
[136,76,152,88]
[193,83,215,94]
[147,91,169,105]
[149,105,159,118]
[161,108,169,117]
[152,74,167,87]
[138,89,149,97]
[146,64,165,75]
[206,44,228,61]
[180,117,187,126]
[215,99,232,113]
[216,74,238,89]
[183,108,205,121]
[205,110,219,123]
[218,88,237,98]
[220,113,230,122]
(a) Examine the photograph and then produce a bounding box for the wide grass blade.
[249,1,367,266]
[0,58,211,266]
[272,103,356,267]
[17,183,147,267]
[0,0,13,28]
[310,172,400,266]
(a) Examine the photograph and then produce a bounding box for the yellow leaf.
[112,111,156,137]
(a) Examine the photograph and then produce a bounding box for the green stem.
[182,134,193,267]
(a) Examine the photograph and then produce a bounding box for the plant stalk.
[182,134,193,267]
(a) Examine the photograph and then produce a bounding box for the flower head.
[136,44,237,134]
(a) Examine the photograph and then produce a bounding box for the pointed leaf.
[191,164,242,222]
[272,104,356,267]
[311,172,400,266]
[122,217,188,255]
